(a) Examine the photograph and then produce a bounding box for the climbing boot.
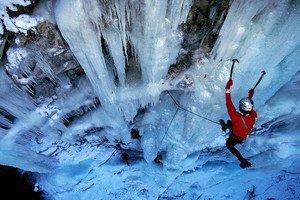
[219,119,228,132]
[121,152,130,166]
[239,159,252,168]
[154,154,163,164]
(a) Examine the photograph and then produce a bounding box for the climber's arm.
[225,91,238,119]
[225,79,238,119]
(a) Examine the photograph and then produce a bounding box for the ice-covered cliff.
[0,0,299,199]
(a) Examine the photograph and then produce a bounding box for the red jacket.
[225,92,257,139]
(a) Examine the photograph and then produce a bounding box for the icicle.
[0,70,35,119]
[31,50,56,82]
[54,0,192,145]
[55,0,116,106]
[55,0,192,122]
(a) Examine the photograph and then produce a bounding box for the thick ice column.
[55,0,192,123]
[81,0,192,85]
[82,0,127,86]
[55,0,116,108]
[130,0,192,83]
[101,28,126,86]
[55,0,130,142]
[134,0,169,83]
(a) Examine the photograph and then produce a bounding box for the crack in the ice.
[83,183,95,191]
[282,169,300,175]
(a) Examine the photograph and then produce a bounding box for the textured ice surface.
[260,72,300,122]
[138,0,300,166]
[54,0,192,132]
[53,0,300,167]
[36,114,299,199]
[0,1,299,197]
[35,64,300,198]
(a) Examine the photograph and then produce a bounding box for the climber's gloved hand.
[225,79,233,89]
[248,88,254,99]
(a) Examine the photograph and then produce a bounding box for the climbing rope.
[159,91,220,146]
[166,90,220,125]
[160,106,180,144]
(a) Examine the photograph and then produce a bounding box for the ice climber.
[219,79,257,168]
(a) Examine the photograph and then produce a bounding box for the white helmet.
[239,97,253,112]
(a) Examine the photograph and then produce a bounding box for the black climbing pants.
[226,135,246,162]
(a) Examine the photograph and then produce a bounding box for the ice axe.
[253,70,266,90]
[230,59,239,79]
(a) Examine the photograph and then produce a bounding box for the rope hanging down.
[166,91,220,125]
[159,91,220,146]
[160,106,180,144]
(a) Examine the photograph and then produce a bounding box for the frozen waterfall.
[53,0,299,167]
[54,0,192,128]
[0,0,299,173]
[0,0,299,198]
[138,0,300,166]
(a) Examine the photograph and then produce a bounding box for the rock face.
[4,20,84,96]
[167,0,230,79]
